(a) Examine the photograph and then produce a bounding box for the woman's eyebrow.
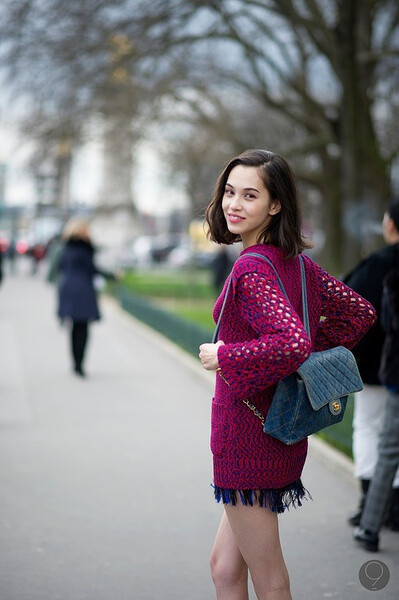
[226,182,260,193]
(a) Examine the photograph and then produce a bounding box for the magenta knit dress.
[211,244,376,512]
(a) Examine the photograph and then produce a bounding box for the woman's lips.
[227,214,245,223]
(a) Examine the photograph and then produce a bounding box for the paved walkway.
[0,261,398,599]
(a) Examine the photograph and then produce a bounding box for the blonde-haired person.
[62,217,91,241]
[58,218,118,377]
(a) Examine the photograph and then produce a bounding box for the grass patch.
[122,269,215,299]
[173,306,215,330]
[317,398,354,458]
[112,269,217,330]
[151,297,216,330]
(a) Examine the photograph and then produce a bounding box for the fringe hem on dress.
[212,479,310,513]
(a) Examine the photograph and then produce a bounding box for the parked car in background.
[167,240,216,269]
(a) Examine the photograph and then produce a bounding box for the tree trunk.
[317,154,343,274]
[336,0,390,269]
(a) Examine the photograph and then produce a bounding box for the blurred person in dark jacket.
[211,245,233,295]
[28,242,46,275]
[46,233,64,285]
[0,236,9,282]
[344,197,399,529]
[354,266,399,551]
[6,238,17,274]
[0,244,3,285]
[58,218,118,377]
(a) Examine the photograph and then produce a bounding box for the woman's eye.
[224,188,233,195]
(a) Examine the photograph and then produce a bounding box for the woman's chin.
[227,223,242,235]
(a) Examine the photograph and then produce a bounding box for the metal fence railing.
[117,287,214,357]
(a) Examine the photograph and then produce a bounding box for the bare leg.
[210,511,249,600]
[225,503,292,600]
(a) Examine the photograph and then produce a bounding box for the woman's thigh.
[224,502,291,598]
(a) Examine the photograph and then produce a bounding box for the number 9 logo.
[359,560,390,591]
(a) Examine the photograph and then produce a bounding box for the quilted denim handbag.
[213,252,363,445]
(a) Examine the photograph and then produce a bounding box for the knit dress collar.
[239,243,287,258]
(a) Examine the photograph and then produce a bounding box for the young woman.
[58,218,118,377]
[199,149,376,600]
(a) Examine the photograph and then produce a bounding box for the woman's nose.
[229,194,242,210]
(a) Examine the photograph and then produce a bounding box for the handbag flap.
[297,346,363,410]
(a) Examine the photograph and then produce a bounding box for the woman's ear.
[269,200,281,216]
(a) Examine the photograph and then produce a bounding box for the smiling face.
[222,165,281,248]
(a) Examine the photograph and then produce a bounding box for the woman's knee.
[209,547,247,589]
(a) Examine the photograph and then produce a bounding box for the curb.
[308,435,354,483]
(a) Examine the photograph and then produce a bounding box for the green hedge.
[122,270,215,299]
[117,286,214,355]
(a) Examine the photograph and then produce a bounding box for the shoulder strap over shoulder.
[213,252,310,342]
[212,274,233,343]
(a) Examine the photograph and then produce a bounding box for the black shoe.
[348,508,362,527]
[348,479,370,527]
[353,527,379,552]
[74,366,86,377]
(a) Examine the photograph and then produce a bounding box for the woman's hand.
[199,340,225,371]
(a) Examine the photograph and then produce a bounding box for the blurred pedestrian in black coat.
[344,196,399,529]
[354,267,399,551]
[58,218,117,377]
[211,245,233,295]
[0,245,3,286]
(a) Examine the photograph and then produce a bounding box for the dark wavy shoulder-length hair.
[205,149,312,258]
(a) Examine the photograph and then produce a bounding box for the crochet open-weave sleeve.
[217,271,312,400]
[312,261,377,351]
